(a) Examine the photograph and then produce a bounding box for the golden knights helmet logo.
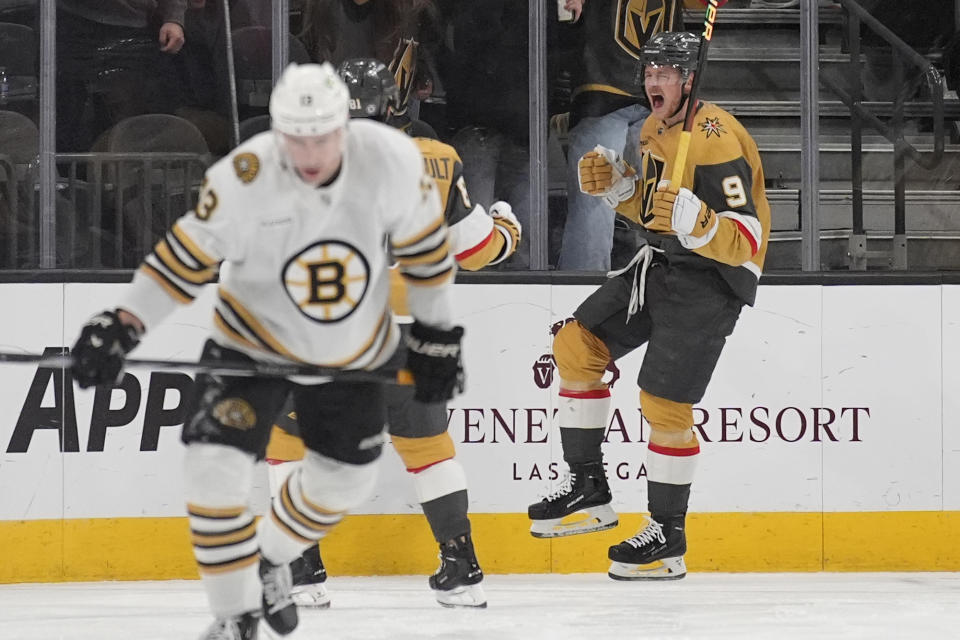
[283,240,370,323]
[389,38,419,116]
[615,0,680,60]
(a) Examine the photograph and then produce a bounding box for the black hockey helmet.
[337,58,400,120]
[640,32,701,76]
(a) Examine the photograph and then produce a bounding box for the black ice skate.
[527,462,618,538]
[197,611,259,640]
[607,516,687,580]
[428,533,487,608]
[259,557,298,636]
[290,544,331,608]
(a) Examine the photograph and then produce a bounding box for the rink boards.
[1,281,959,582]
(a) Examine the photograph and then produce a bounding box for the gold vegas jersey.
[616,100,771,305]
[118,119,453,370]
[389,136,519,317]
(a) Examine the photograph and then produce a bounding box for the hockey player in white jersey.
[262,58,521,611]
[68,62,464,640]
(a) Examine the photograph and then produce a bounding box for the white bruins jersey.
[119,119,453,370]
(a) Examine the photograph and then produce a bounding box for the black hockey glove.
[71,309,142,389]
[404,321,465,403]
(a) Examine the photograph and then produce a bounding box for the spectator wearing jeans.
[557,0,687,271]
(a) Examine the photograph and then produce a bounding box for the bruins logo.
[233,152,260,184]
[283,240,370,323]
[615,0,677,59]
[638,150,666,226]
[212,397,257,430]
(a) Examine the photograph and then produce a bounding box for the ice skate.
[197,612,259,640]
[527,462,618,538]
[429,533,487,608]
[290,545,331,608]
[259,557,298,635]
[607,516,687,580]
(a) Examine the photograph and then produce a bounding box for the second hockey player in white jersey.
[69,62,464,640]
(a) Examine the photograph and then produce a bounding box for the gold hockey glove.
[578,145,637,207]
[649,181,719,247]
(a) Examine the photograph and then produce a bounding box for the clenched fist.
[578,145,637,208]
[648,181,718,246]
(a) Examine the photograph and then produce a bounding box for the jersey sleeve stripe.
[393,239,450,266]
[400,265,455,288]
[719,210,763,255]
[154,240,218,285]
[172,223,218,266]
[455,229,494,261]
[391,215,445,250]
[139,262,194,304]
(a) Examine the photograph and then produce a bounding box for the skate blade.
[530,504,618,538]
[435,583,488,608]
[607,557,687,581]
[292,584,331,608]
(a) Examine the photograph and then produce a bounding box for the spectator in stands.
[440,0,532,268]
[298,0,440,120]
[56,0,189,152]
[555,0,687,271]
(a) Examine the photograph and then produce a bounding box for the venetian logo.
[532,318,621,389]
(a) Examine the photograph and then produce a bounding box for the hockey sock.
[558,386,611,464]
[409,458,470,542]
[421,489,471,543]
[259,466,342,565]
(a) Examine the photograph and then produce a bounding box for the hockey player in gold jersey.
[262,58,521,610]
[528,32,770,581]
[69,62,465,640]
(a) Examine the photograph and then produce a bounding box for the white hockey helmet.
[270,62,350,136]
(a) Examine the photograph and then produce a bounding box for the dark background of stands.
[0,0,957,278]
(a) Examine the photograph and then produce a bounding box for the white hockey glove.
[578,145,637,208]
[489,200,522,245]
[649,180,719,248]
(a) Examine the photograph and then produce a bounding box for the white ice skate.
[291,582,331,608]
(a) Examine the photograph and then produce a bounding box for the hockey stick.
[0,351,396,382]
[669,0,722,188]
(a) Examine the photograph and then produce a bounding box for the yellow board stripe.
[4,512,960,582]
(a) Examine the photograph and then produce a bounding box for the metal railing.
[3,152,208,269]
[821,0,946,269]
